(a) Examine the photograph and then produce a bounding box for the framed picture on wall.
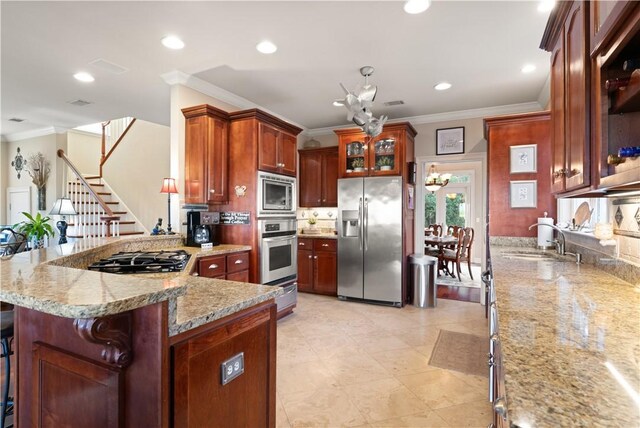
[436,127,465,155]
[510,180,537,208]
[510,144,537,173]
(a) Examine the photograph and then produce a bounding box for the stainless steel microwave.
[257,171,296,217]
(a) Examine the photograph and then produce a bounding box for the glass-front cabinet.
[336,123,416,178]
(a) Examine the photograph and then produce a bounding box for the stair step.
[73,201,119,205]
[68,231,144,238]
[68,182,104,187]
[69,191,112,196]
[68,221,135,227]
[83,175,102,180]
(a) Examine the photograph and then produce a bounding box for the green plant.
[14,212,54,241]
[351,158,365,169]
[307,217,317,225]
[376,156,393,167]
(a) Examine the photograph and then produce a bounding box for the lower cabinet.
[197,251,250,282]
[297,238,337,295]
[172,302,277,428]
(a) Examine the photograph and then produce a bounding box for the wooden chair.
[425,224,443,256]
[446,225,462,237]
[440,227,475,281]
[428,224,442,237]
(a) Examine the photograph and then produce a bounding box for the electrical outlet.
[201,242,213,250]
[221,352,244,385]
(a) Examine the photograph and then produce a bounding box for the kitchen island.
[0,235,281,427]
[490,247,639,428]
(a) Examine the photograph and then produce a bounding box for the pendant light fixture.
[336,66,388,138]
[425,164,452,193]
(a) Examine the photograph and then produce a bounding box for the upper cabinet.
[299,146,339,207]
[542,1,640,196]
[258,121,298,177]
[335,122,417,179]
[182,105,230,205]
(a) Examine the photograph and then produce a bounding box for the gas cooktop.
[87,250,191,274]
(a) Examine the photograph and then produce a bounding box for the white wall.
[66,130,101,176]
[0,139,8,224]
[101,120,171,232]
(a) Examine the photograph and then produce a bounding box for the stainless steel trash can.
[409,254,438,308]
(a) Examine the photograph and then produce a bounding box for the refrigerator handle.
[358,197,363,250]
[364,197,369,251]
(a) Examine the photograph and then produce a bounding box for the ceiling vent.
[383,100,405,107]
[67,99,93,107]
[89,58,129,75]
[8,117,25,122]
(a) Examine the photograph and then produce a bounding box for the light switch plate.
[221,352,244,385]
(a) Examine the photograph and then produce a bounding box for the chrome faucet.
[528,223,582,263]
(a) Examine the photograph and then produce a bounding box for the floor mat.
[428,330,487,377]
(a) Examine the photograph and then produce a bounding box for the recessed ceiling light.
[521,64,536,74]
[434,82,452,91]
[537,0,556,13]
[404,0,431,14]
[256,40,277,54]
[161,35,185,50]
[73,72,94,83]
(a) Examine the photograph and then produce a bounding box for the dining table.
[424,234,459,277]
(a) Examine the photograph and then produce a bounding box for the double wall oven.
[256,175,298,315]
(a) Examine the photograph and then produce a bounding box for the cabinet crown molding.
[182,104,230,120]
[539,0,573,51]
[230,108,303,136]
[333,121,418,138]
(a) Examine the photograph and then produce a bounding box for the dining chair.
[425,224,443,257]
[440,227,474,281]
[446,225,461,237]
[428,224,442,237]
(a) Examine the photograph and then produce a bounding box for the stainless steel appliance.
[186,211,220,247]
[258,218,298,314]
[337,176,403,306]
[257,171,296,217]
[87,250,191,274]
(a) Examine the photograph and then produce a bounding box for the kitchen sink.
[499,251,556,261]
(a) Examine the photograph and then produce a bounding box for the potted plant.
[13,212,54,249]
[376,156,393,171]
[351,158,365,171]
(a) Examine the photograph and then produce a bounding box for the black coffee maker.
[186,211,221,247]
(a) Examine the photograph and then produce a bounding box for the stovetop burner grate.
[87,250,191,274]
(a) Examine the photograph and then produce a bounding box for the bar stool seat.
[1,310,14,428]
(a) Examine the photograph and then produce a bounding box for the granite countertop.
[0,235,281,336]
[491,246,640,428]
[297,231,337,239]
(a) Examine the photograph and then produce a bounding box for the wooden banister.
[58,149,118,219]
[100,118,136,177]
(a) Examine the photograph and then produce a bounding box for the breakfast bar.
[0,235,281,427]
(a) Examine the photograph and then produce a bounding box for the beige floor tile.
[396,369,486,410]
[324,352,393,386]
[350,332,411,354]
[281,386,367,427]
[449,371,489,392]
[370,409,451,427]
[370,347,437,376]
[305,333,361,360]
[434,400,493,427]
[276,392,292,428]
[278,336,320,366]
[342,377,429,423]
[277,359,339,395]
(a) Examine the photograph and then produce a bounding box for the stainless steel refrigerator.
[337,176,403,306]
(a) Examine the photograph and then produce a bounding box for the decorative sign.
[436,127,465,155]
[220,212,251,225]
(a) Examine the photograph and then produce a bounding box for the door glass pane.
[346,141,366,172]
[425,193,436,226]
[445,193,466,228]
[373,138,396,171]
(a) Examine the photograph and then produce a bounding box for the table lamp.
[49,197,77,244]
[160,178,179,235]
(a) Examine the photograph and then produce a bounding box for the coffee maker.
[186,211,220,247]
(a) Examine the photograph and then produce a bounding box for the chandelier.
[336,66,388,138]
[425,164,452,193]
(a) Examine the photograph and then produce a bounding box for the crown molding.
[3,126,68,143]
[161,70,307,132]
[306,101,544,136]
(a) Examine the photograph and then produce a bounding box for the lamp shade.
[160,178,179,194]
[49,197,77,216]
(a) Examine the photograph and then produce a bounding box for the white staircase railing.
[58,150,120,238]
[100,117,136,176]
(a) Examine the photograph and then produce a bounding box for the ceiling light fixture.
[404,0,431,14]
[333,100,345,107]
[336,66,388,138]
[425,164,452,193]
[537,0,556,13]
[161,35,185,50]
[73,72,94,83]
[256,40,277,54]
[434,82,452,91]
[521,64,536,73]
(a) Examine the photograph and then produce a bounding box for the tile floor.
[276,293,493,428]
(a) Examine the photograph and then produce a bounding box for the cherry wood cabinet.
[335,123,416,179]
[196,251,250,282]
[299,146,339,207]
[258,121,298,177]
[172,302,276,428]
[297,238,337,296]
[182,105,230,205]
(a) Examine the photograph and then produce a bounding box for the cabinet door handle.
[299,243,305,246]
[308,255,312,259]
[493,398,507,420]
[322,243,329,247]
[234,260,243,264]
[209,189,215,194]
[318,199,321,203]
[314,256,318,259]
[193,272,199,277]
[208,264,219,269]
[569,168,580,177]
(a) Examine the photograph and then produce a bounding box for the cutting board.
[574,202,591,226]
